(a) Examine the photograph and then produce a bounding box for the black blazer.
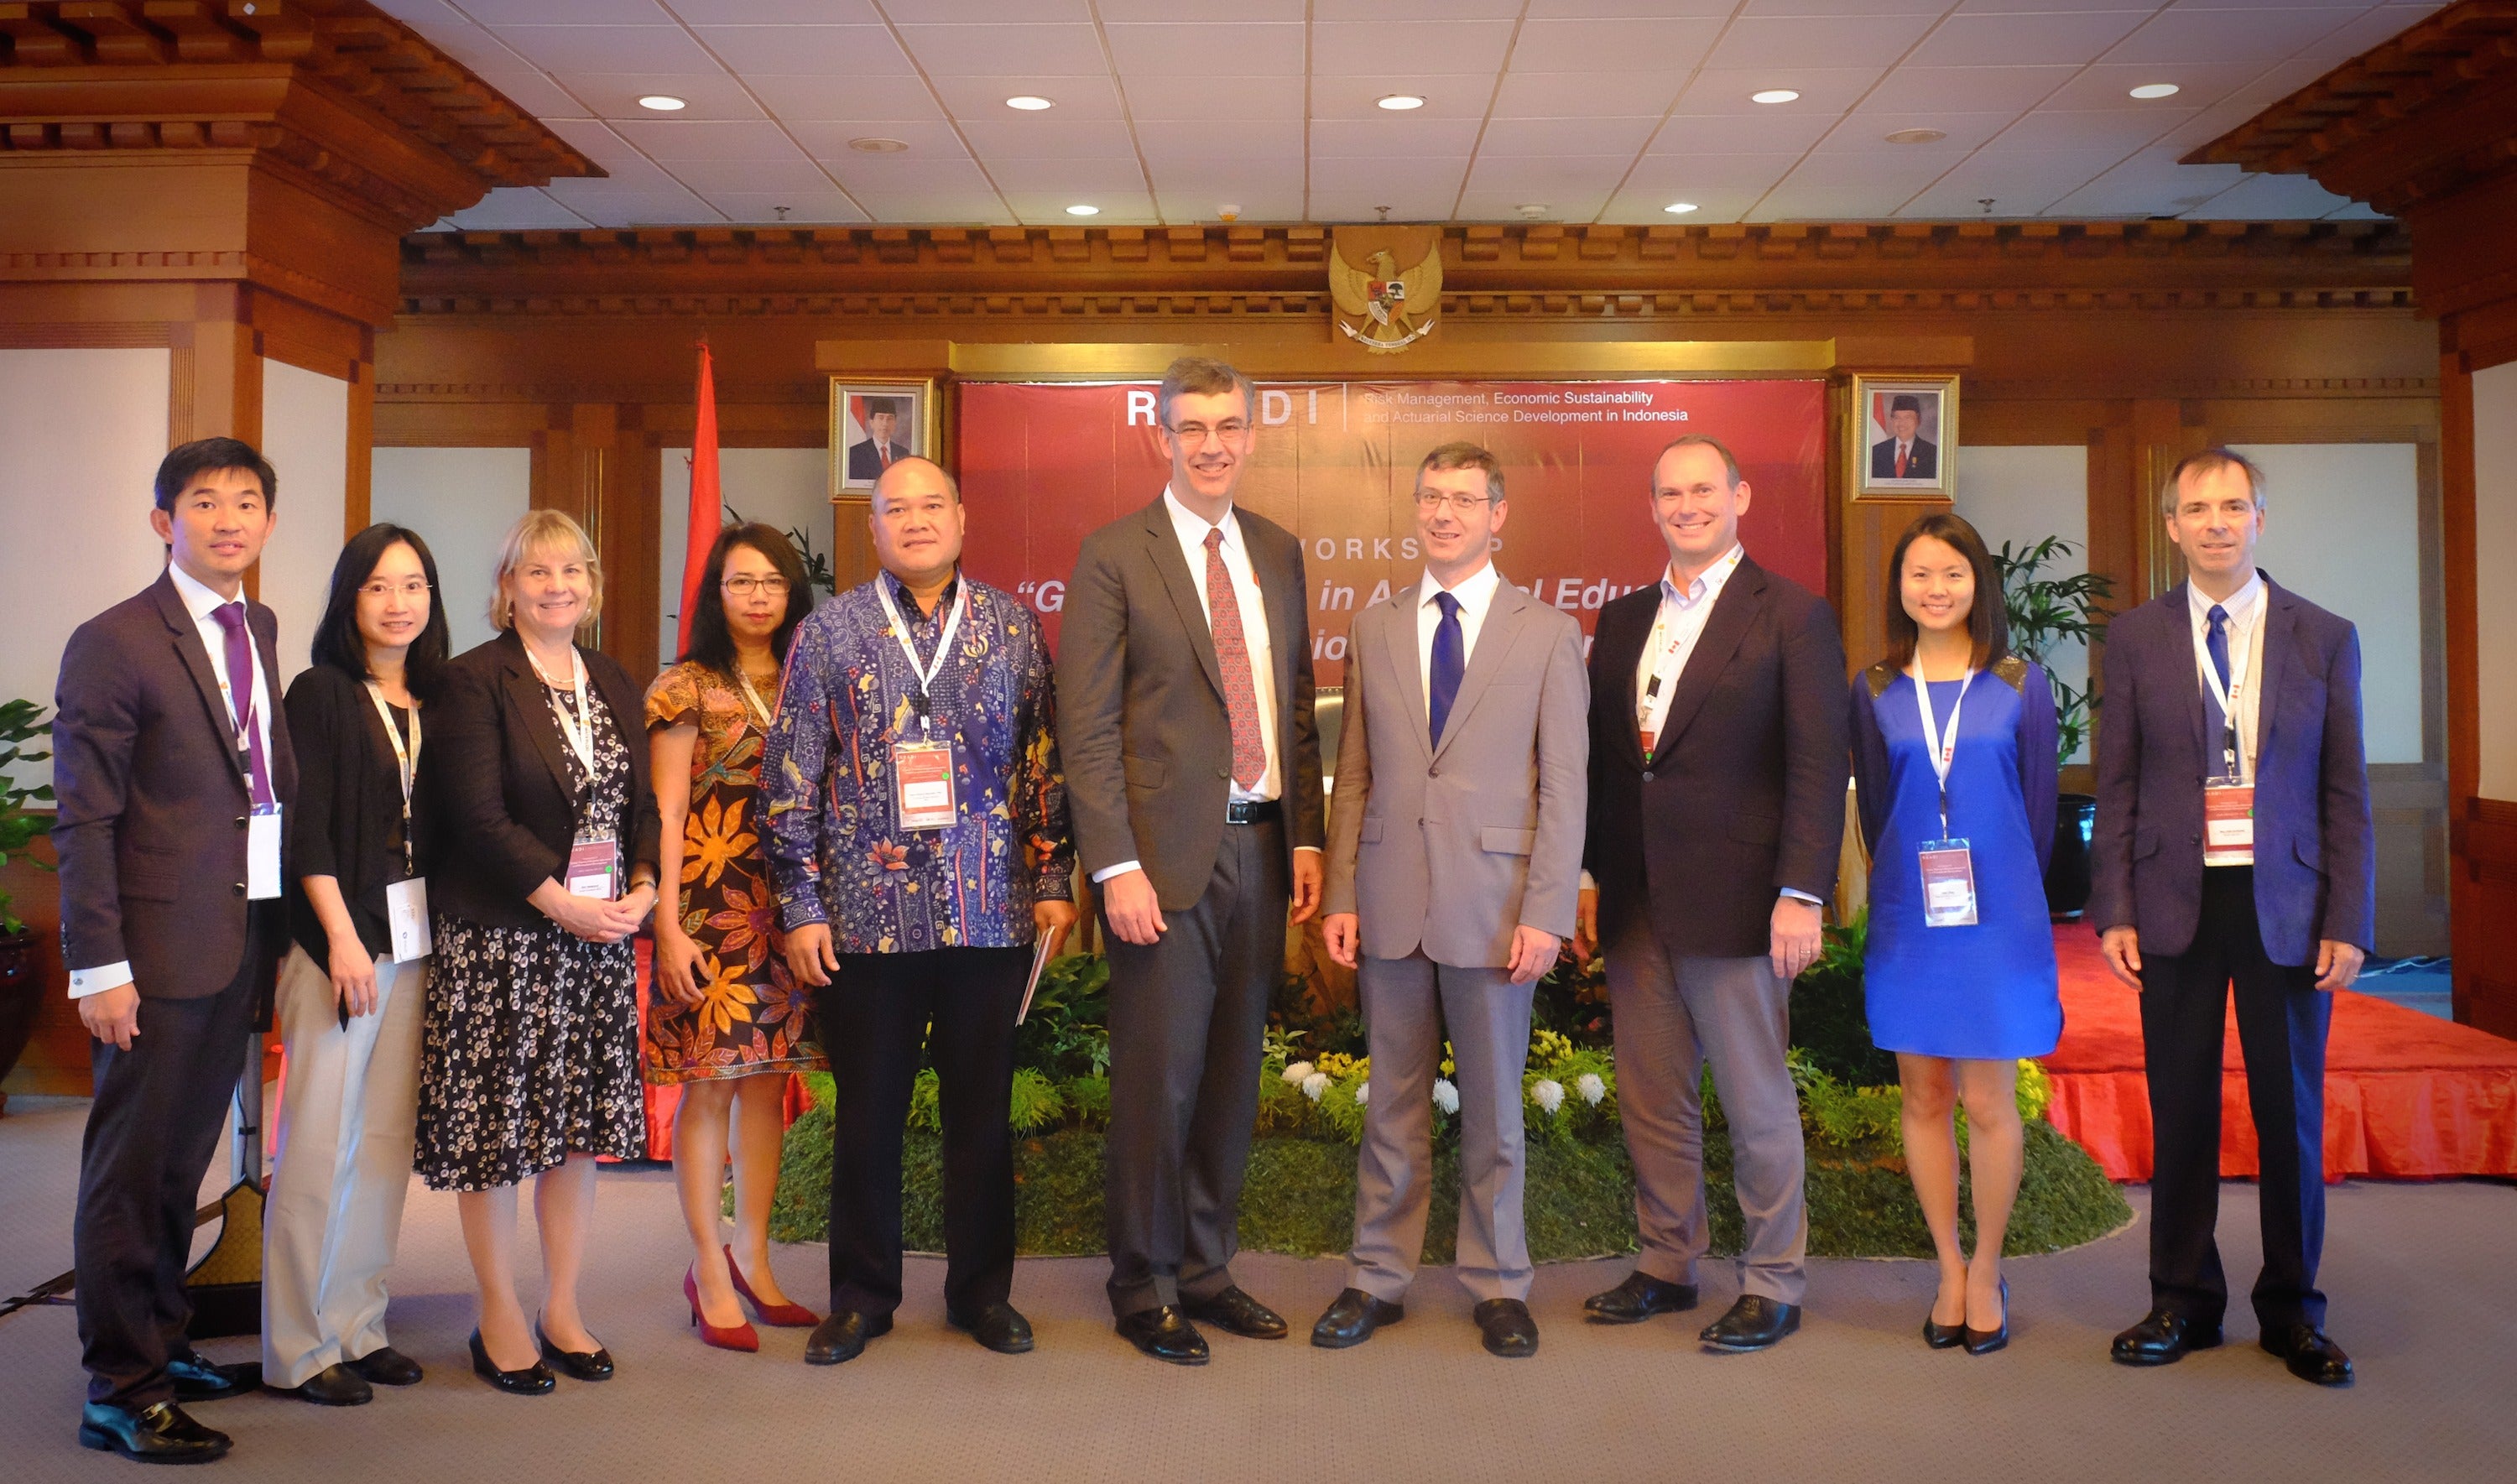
[284,664,430,964]
[1583,555,1849,959]
[1869,436,1937,481]
[424,629,661,931]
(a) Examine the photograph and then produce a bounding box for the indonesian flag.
[676,340,722,655]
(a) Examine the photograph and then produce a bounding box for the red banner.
[956,378,1828,685]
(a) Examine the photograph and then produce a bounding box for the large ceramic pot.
[2045,794,2098,919]
[0,929,43,1114]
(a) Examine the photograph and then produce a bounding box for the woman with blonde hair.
[415,509,661,1393]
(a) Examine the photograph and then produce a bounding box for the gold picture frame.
[1849,372,1959,501]
[829,378,941,497]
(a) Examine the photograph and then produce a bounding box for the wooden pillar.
[532,404,661,674]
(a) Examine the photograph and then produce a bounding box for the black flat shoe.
[1964,1278,2010,1356]
[2110,1309,2222,1367]
[79,1400,231,1464]
[1115,1305,1209,1366]
[347,1346,424,1387]
[948,1303,1035,1355]
[1699,1294,1802,1353]
[2260,1324,2354,1388]
[1311,1288,1405,1349]
[165,1349,259,1403]
[804,1310,892,1366]
[534,1318,614,1381]
[1473,1298,1540,1359]
[1582,1272,1700,1325]
[267,1362,373,1406]
[468,1330,555,1395]
[1184,1286,1287,1340]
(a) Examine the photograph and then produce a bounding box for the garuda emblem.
[1330,226,1441,353]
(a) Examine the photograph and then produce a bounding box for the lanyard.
[2195,604,2254,783]
[873,578,967,736]
[362,680,422,876]
[733,665,778,731]
[1910,665,1974,837]
[526,643,597,775]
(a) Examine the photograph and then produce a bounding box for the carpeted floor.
[2,1094,2512,1483]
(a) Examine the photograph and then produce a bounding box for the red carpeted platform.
[2043,926,2517,1182]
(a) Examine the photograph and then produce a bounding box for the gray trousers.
[1349,953,1536,1304]
[1102,818,1288,1317]
[1605,916,1808,1305]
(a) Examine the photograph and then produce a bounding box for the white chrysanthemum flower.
[1354,1080,1371,1108]
[1281,1060,1314,1085]
[1576,1072,1607,1106]
[1301,1071,1329,1101]
[1530,1078,1566,1115]
[1431,1078,1460,1115]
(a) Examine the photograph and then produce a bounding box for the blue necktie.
[1429,591,1464,749]
[2205,603,2235,778]
[2206,604,2232,695]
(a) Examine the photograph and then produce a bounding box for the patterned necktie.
[2206,603,2232,694]
[210,601,276,807]
[1429,591,1464,748]
[1203,527,1267,789]
[2206,602,2234,777]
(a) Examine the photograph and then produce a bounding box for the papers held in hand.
[1016,924,1067,1026]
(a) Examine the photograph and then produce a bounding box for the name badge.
[566,835,621,899]
[1917,838,1979,928]
[893,740,958,831]
[385,877,432,961]
[2204,783,2255,867]
[248,805,284,900]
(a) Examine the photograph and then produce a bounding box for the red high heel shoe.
[725,1246,820,1328]
[685,1267,760,1352]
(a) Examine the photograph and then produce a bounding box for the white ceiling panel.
[955,117,1142,159]
[2037,63,2273,112]
[1308,157,1470,193]
[1306,189,1470,223]
[847,193,1014,224]
[1490,71,1684,118]
[825,156,998,195]
[455,0,665,24]
[1138,122,1310,163]
[878,0,1092,20]
[1709,13,1941,70]
[1602,185,1769,223]
[608,118,805,162]
[1311,117,1488,159]
[463,70,598,121]
[1467,154,1639,188]
[1672,67,1890,116]
[1104,23,1306,77]
[690,26,914,76]
[1313,0,1524,18]
[539,181,722,224]
[925,76,1127,121]
[1149,162,1309,194]
[1000,192,1161,224]
[1812,112,2019,154]
[1783,150,1966,191]
[1855,65,2078,114]
[1995,107,2199,154]
[1456,192,1615,222]
[745,75,946,122]
[2195,171,2359,219]
[1509,17,1725,73]
[1623,153,1807,191]
[696,190,871,224]
[1477,117,1665,158]
[1910,10,2152,69]
[2102,8,2367,67]
[977,161,1153,195]
[440,188,591,231]
[664,156,837,193]
[1650,112,1837,154]
[1125,76,1309,120]
[678,0,883,20]
[893,23,1112,76]
[1097,0,1305,18]
[486,25,717,75]
[787,120,971,159]
[1738,0,1938,13]
[568,74,764,122]
[1310,22,1517,76]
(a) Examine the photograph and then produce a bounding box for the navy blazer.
[2087,576,2374,965]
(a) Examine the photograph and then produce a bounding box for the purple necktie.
[210,602,277,808]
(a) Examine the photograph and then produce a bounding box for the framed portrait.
[1849,373,1959,500]
[830,380,935,495]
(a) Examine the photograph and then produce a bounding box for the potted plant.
[0,698,56,1107]
[1991,538,2113,918]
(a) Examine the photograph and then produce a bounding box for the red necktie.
[1895,444,1909,479]
[1203,528,1267,789]
[878,444,891,468]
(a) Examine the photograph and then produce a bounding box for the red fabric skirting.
[2043,926,2517,1181]
[633,937,814,1162]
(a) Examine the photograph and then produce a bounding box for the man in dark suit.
[1057,356,1326,1365]
[53,437,299,1463]
[845,400,911,482]
[1869,394,1937,482]
[2092,447,2371,1388]
[1573,434,1847,1353]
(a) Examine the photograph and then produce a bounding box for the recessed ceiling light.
[1664,201,1699,215]
[1750,89,1800,105]
[1005,95,1055,111]
[637,95,686,112]
[848,137,909,154]
[1065,203,1100,216]
[1376,94,1425,111]
[1884,127,1946,145]
[2129,83,2181,100]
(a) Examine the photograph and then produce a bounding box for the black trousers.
[2138,867,2332,1332]
[1101,818,1288,1317]
[819,946,1028,1320]
[75,909,272,1408]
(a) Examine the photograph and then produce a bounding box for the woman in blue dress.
[1851,512,2061,1356]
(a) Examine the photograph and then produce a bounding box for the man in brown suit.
[53,438,298,1464]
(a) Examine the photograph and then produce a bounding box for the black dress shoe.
[268,1362,373,1406]
[1963,1278,2010,1356]
[1582,1272,1700,1325]
[1115,1305,1209,1366]
[346,1346,424,1387]
[804,1310,892,1366]
[2261,1324,2354,1388]
[1311,1288,1405,1349]
[1699,1294,1802,1352]
[1473,1298,1540,1358]
[2110,1309,2222,1367]
[948,1303,1036,1355]
[1184,1286,1288,1340]
[534,1319,615,1381]
[79,1399,232,1464]
[165,1349,259,1403]
[467,1330,555,1396]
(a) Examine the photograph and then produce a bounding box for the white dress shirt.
[1416,560,1503,723]
[2186,569,2268,784]
[70,562,276,998]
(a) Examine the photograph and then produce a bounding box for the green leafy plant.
[1992,536,2115,766]
[0,699,56,936]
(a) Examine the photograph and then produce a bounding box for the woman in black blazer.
[414,509,660,1396]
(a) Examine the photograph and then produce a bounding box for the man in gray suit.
[1058,357,1326,1366]
[1315,443,1587,1359]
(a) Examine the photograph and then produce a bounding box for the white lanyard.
[2195,605,2254,782]
[873,578,967,735]
[527,643,597,775]
[362,681,422,875]
[733,665,777,731]
[1910,665,1973,837]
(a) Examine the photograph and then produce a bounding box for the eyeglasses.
[722,575,791,596]
[358,580,430,600]
[1166,419,1252,446]
[1413,491,1493,514]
